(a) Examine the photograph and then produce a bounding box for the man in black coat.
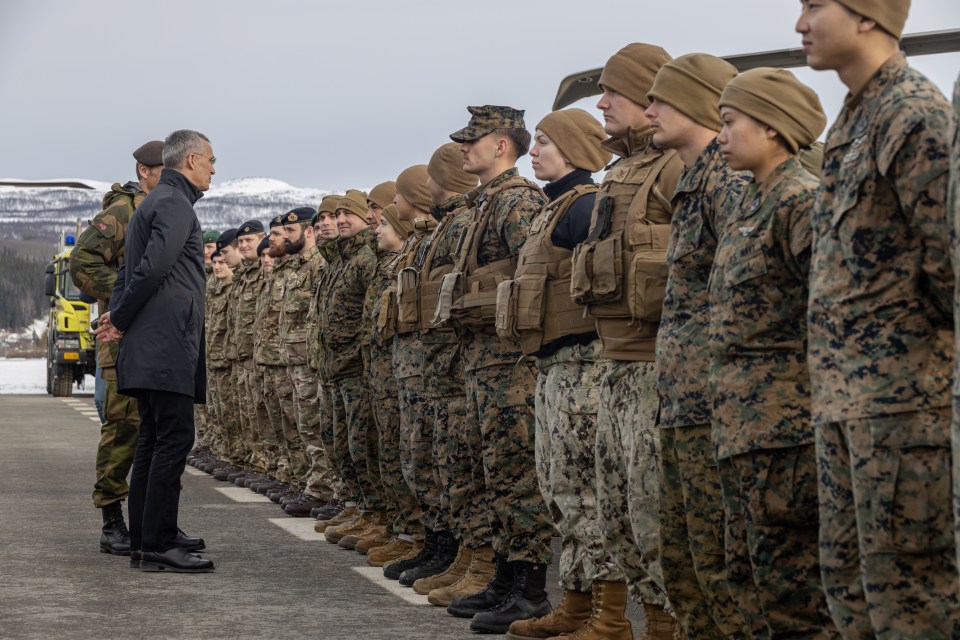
[96,129,216,573]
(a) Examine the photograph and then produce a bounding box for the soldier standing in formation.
[798,0,960,636]
[712,68,837,637]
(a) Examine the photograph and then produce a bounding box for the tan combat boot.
[547,580,633,640]
[367,536,417,567]
[413,544,473,595]
[352,515,391,554]
[639,602,678,640]
[427,545,494,607]
[324,509,366,544]
[316,504,358,535]
[330,511,373,547]
[505,588,592,639]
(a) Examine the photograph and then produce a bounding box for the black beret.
[216,228,239,250]
[237,220,265,236]
[256,236,270,257]
[133,140,164,166]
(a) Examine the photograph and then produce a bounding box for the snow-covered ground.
[0,358,94,394]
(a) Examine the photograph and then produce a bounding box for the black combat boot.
[470,561,551,633]
[398,530,458,586]
[383,529,437,580]
[447,553,516,618]
[99,502,131,556]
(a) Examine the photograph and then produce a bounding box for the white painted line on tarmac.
[215,487,273,503]
[89,417,102,423]
[184,466,207,477]
[268,518,327,541]
[351,567,432,606]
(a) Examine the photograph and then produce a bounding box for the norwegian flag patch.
[98,223,108,232]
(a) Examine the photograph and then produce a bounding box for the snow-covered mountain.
[0,177,342,245]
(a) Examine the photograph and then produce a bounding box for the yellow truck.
[43,231,96,396]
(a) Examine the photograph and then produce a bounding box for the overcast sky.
[2,0,958,190]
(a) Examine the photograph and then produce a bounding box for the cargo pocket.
[377,289,398,340]
[570,231,623,305]
[627,249,668,322]
[570,241,595,304]
[723,251,768,287]
[514,274,547,331]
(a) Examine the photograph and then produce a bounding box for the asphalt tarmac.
[0,394,646,640]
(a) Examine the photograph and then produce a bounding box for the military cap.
[835,0,910,39]
[237,219,265,236]
[211,249,222,259]
[396,165,432,213]
[256,236,270,257]
[133,140,164,167]
[216,228,239,250]
[202,230,221,244]
[380,204,414,239]
[718,67,826,154]
[271,207,314,228]
[368,181,397,210]
[317,194,341,216]
[599,44,672,108]
[648,53,738,132]
[428,142,478,194]
[450,105,526,143]
[336,189,370,220]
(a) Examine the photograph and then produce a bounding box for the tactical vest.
[495,184,598,355]
[570,150,676,332]
[375,253,403,342]
[394,219,437,335]
[435,175,542,331]
[405,211,464,333]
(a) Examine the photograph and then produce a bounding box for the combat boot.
[638,602,678,640]
[326,510,370,545]
[354,517,392,554]
[384,529,437,580]
[316,503,359,534]
[213,464,240,481]
[447,552,514,618]
[413,543,473,595]
[399,530,458,586]
[505,588,592,639]
[339,511,385,550]
[367,536,418,567]
[429,545,495,607]
[470,561,551,633]
[99,502,131,556]
[311,501,343,521]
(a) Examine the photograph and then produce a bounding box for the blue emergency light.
[65,234,76,246]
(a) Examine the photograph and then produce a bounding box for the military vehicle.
[43,229,96,396]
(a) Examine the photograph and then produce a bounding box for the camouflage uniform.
[206,275,239,463]
[394,219,448,534]
[710,156,836,637]
[809,55,960,638]
[232,258,270,472]
[280,242,336,500]
[69,182,143,508]
[251,258,286,482]
[195,266,213,448]
[656,138,752,639]
[953,73,960,576]
[570,128,683,606]
[317,229,382,511]
[418,196,492,549]
[364,248,417,535]
[443,168,553,564]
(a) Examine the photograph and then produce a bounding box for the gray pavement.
[0,394,645,640]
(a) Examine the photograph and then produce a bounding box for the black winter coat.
[110,169,206,401]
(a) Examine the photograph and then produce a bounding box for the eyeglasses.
[191,152,217,166]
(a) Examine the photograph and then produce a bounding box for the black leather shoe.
[140,547,214,573]
[172,528,205,551]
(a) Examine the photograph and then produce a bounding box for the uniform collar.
[601,126,655,159]
[843,53,906,111]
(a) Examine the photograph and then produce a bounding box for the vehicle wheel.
[53,366,73,397]
[46,358,53,395]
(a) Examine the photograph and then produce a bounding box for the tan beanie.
[719,68,827,154]
[368,181,397,210]
[380,204,414,239]
[798,141,825,178]
[336,189,369,220]
[648,53,739,132]
[598,43,673,108]
[536,109,612,172]
[427,142,478,194]
[317,194,341,216]
[834,0,910,39]
[396,165,432,213]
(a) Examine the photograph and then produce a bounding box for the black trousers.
[128,389,195,552]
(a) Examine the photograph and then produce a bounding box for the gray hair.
[163,130,211,168]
